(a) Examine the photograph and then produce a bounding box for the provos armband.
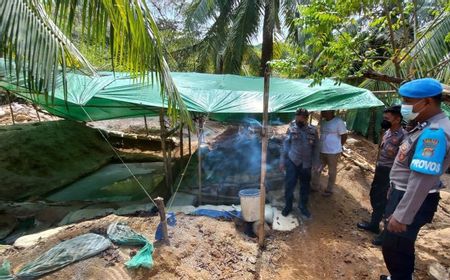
[410,125,447,175]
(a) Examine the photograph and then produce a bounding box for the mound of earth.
[0,120,113,200]
[1,214,261,280]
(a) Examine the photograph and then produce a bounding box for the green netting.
[1,60,384,122]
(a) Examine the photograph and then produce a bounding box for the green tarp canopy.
[1,64,384,122]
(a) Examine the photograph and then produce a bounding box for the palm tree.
[0,0,190,123]
[186,0,299,76]
[360,11,450,93]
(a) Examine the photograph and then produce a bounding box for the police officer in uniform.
[381,78,450,280]
[279,108,320,218]
[357,106,406,245]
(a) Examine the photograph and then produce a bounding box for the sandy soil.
[1,103,449,279]
[2,158,449,279]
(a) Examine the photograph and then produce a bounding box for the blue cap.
[399,78,443,98]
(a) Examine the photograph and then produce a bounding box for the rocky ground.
[1,102,449,279]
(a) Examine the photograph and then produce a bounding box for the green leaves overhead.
[223,0,263,74]
[271,0,450,88]
[0,0,96,101]
[0,0,191,124]
[185,0,299,75]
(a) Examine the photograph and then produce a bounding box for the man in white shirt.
[312,110,348,196]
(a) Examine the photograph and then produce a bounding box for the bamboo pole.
[259,67,270,248]
[159,110,170,190]
[154,197,169,244]
[144,114,149,136]
[197,117,204,205]
[32,104,41,122]
[188,128,192,156]
[180,123,184,157]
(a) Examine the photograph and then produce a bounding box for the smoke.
[200,118,282,184]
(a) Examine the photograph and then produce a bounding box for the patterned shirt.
[377,128,406,168]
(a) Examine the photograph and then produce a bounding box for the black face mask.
[381,119,392,129]
[296,121,305,127]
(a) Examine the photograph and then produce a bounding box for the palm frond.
[186,0,236,73]
[223,0,264,74]
[1,0,190,125]
[185,0,219,29]
[0,0,96,99]
[361,12,450,92]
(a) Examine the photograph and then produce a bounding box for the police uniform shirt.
[377,128,407,168]
[389,112,450,224]
[281,121,320,168]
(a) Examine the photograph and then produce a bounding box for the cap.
[295,108,309,117]
[399,78,443,98]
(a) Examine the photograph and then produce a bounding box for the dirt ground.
[1,157,449,279]
[1,103,449,279]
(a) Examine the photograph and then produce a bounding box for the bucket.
[239,188,260,222]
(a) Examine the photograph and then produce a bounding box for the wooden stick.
[159,110,170,190]
[197,118,204,205]
[33,104,41,122]
[154,197,169,244]
[188,128,192,156]
[6,90,15,125]
[144,114,149,136]
[180,123,184,157]
[259,66,270,248]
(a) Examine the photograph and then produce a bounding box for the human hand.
[387,215,407,233]
[279,163,285,172]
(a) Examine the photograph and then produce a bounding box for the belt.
[391,182,440,193]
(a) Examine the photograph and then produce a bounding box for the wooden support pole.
[144,114,149,136]
[159,110,171,191]
[6,90,15,125]
[34,105,41,122]
[188,128,192,156]
[259,66,270,248]
[154,197,169,244]
[197,118,204,205]
[180,123,184,158]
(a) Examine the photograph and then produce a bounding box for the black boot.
[357,221,380,234]
[372,230,385,246]
[281,207,292,217]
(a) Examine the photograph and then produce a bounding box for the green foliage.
[0,0,191,125]
[271,0,450,86]
[185,0,301,76]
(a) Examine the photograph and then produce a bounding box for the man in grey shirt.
[357,106,405,245]
[279,108,320,218]
[380,78,450,280]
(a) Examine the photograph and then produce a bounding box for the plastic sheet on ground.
[155,212,176,241]
[189,209,241,220]
[107,222,154,269]
[0,260,12,280]
[1,233,111,279]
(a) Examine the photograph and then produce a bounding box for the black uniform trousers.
[284,158,311,211]
[382,188,440,280]
[369,165,391,226]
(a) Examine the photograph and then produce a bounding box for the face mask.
[401,100,426,121]
[380,120,392,129]
[296,121,305,127]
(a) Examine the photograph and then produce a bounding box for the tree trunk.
[259,1,274,77]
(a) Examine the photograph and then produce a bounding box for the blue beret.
[399,78,443,98]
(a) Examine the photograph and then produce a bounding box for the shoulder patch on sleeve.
[410,127,447,175]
